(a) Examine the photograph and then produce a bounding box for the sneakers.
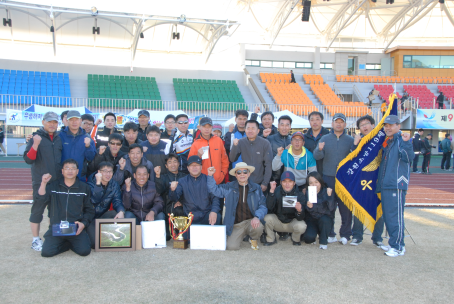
[319,245,328,250]
[31,238,43,251]
[384,247,405,257]
[413,171,421,174]
[327,237,338,243]
[374,241,389,251]
[250,239,259,250]
[263,239,277,246]
[448,169,453,171]
[350,238,362,246]
[339,237,348,245]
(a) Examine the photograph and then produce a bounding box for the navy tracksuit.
[376,132,414,251]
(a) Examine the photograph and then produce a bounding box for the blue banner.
[335,95,398,231]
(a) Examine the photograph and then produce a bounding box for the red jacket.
[188,135,229,184]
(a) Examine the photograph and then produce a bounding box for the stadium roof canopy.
[1,0,453,63]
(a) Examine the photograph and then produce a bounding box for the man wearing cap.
[263,171,307,246]
[188,117,229,185]
[421,133,436,175]
[207,163,267,250]
[212,124,224,140]
[169,156,222,238]
[313,113,354,245]
[272,131,317,191]
[137,110,151,142]
[95,112,122,149]
[24,111,63,251]
[172,114,194,174]
[59,110,96,182]
[161,114,176,140]
[229,120,273,192]
[376,115,414,257]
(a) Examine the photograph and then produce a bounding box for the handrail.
[332,83,344,102]
[246,73,268,110]
[353,84,365,104]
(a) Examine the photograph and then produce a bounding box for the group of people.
[25,106,413,258]
[412,128,454,173]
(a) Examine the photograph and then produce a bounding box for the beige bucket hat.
[229,162,255,176]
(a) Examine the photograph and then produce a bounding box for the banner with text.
[416,109,454,129]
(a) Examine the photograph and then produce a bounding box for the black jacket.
[88,146,126,176]
[95,127,122,149]
[122,180,164,222]
[31,179,94,228]
[0,130,4,143]
[138,124,151,142]
[412,133,421,152]
[266,185,306,223]
[420,137,435,155]
[161,129,176,140]
[304,127,330,174]
[437,94,444,103]
[155,171,187,215]
[120,137,142,153]
[87,174,124,219]
[23,128,63,185]
[305,187,335,219]
[250,112,278,138]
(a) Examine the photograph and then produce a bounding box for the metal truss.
[267,0,300,48]
[323,0,368,51]
[442,2,454,27]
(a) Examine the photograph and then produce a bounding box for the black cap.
[187,155,202,166]
[200,117,213,126]
[384,115,400,124]
[138,110,150,118]
[427,133,432,137]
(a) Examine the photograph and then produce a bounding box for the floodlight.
[91,6,98,16]
[179,14,186,23]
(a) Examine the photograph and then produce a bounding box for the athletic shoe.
[448,169,453,171]
[327,236,338,243]
[426,172,432,175]
[31,238,43,251]
[263,239,277,246]
[374,241,389,251]
[412,171,421,174]
[319,245,328,250]
[384,247,405,257]
[350,238,362,246]
[339,237,348,245]
[279,232,290,241]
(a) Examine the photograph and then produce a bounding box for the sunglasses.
[236,169,249,175]
[109,142,122,146]
[177,121,189,125]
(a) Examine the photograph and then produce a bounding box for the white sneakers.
[319,245,328,250]
[339,237,348,245]
[350,238,362,246]
[31,238,43,251]
[385,247,406,257]
[327,237,338,243]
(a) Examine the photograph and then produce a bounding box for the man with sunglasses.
[86,161,126,248]
[207,162,267,250]
[172,114,194,174]
[88,133,126,175]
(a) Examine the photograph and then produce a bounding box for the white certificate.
[141,220,166,249]
[283,196,297,208]
[201,146,209,159]
[308,186,317,203]
[190,225,226,251]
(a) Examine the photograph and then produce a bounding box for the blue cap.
[280,171,295,182]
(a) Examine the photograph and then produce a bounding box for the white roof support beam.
[382,0,436,51]
[130,19,145,62]
[267,0,300,49]
[442,3,454,27]
[324,0,368,51]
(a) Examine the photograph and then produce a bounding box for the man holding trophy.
[207,163,267,250]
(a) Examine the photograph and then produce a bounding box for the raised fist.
[143,146,148,153]
[327,188,333,196]
[402,133,410,142]
[84,137,91,148]
[95,118,103,126]
[354,134,361,146]
[26,134,33,142]
[318,142,325,151]
[119,158,126,170]
[233,138,239,146]
[207,167,216,176]
[124,177,132,188]
[32,135,42,148]
[170,181,178,191]
[154,166,161,178]
[155,122,162,128]
[229,124,234,133]
[277,147,284,157]
[255,106,260,114]
[95,172,103,184]
[99,145,107,155]
[41,173,52,184]
[263,128,272,138]
[269,181,277,192]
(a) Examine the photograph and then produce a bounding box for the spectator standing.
[172,114,194,174]
[137,110,152,141]
[304,111,329,174]
[88,133,126,174]
[24,111,63,251]
[0,127,5,154]
[142,125,172,175]
[313,113,354,245]
[290,70,296,83]
[113,144,154,186]
[421,133,435,175]
[437,92,444,109]
[81,114,97,143]
[381,100,387,117]
[412,129,423,173]
[440,133,452,171]
[59,110,96,182]
[95,112,122,149]
[250,107,278,138]
[161,114,176,140]
[121,122,142,153]
[60,110,69,131]
[267,115,293,183]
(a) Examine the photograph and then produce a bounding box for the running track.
[1,168,453,206]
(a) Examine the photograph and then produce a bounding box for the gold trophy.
[168,212,194,249]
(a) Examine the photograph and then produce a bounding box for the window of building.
[402,55,454,69]
[296,62,312,69]
[261,61,272,68]
[284,62,296,68]
[245,60,260,67]
[366,64,381,70]
[320,63,333,69]
[272,61,284,68]
[245,59,312,69]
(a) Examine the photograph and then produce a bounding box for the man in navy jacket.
[376,115,414,257]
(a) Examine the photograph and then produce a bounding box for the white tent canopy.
[126,110,187,125]
[223,110,310,129]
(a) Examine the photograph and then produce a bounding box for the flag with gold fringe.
[335,94,398,232]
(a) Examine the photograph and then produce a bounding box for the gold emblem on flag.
[362,150,382,172]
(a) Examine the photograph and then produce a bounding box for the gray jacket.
[113,154,155,186]
[229,136,273,186]
[313,130,354,177]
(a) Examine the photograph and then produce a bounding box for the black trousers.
[441,152,451,169]
[422,153,431,173]
[302,214,334,245]
[438,102,444,109]
[41,228,91,257]
[412,153,420,172]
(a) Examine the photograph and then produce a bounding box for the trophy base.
[173,239,188,249]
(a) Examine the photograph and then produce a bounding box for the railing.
[1,94,381,122]
[332,83,344,102]
[353,84,365,103]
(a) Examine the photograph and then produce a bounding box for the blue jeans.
[351,215,384,243]
[124,211,165,225]
[183,212,222,240]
